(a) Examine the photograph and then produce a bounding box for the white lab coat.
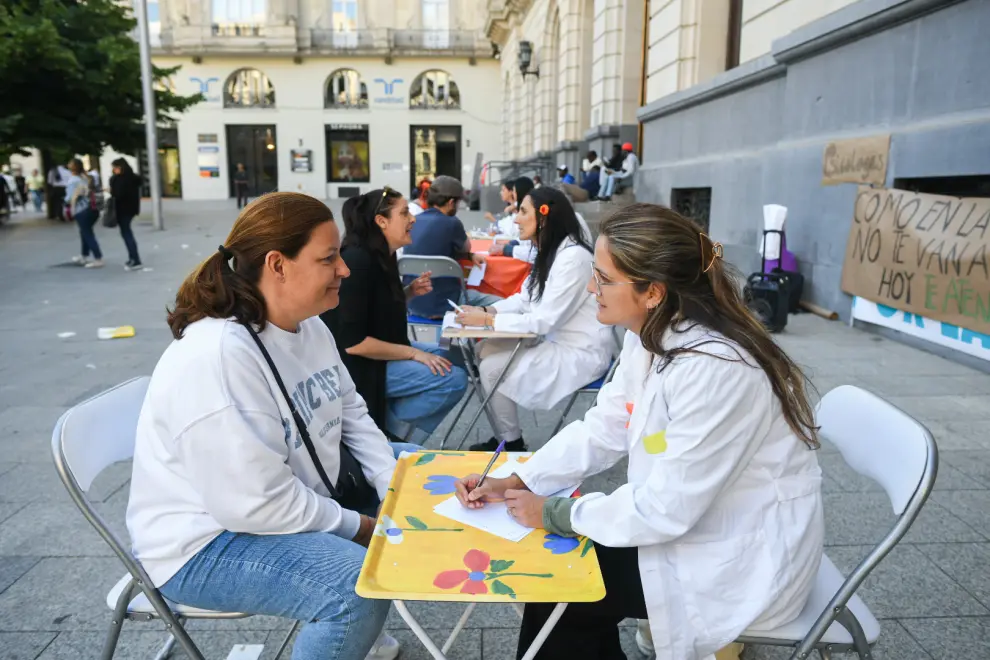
[515,325,824,660]
[489,238,613,409]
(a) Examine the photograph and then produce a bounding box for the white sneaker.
[365,632,400,660]
[71,255,88,264]
[84,259,105,268]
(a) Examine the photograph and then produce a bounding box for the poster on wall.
[840,186,990,335]
[851,297,990,362]
[821,135,890,186]
[326,124,370,183]
[291,149,313,173]
[197,140,220,178]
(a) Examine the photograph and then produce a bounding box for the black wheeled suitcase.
[744,229,791,333]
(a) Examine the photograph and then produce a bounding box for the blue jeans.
[386,341,468,442]
[159,443,420,660]
[74,207,102,259]
[118,213,141,263]
[466,289,502,308]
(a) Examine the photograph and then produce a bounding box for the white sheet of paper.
[432,460,578,542]
[442,311,462,330]
[466,262,487,286]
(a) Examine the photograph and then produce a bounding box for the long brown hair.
[600,204,819,448]
[167,192,335,339]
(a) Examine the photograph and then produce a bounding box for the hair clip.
[539,203,550,216]
[217,245,233,260]
[700,233,723,273]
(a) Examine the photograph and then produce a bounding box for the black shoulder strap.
[243,323,339,499]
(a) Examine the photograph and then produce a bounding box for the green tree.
[0,0,202,162]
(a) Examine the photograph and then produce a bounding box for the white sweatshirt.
[126,316,397,587]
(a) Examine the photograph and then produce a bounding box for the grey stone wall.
[636,0,990,319]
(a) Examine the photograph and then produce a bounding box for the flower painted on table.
[423,474,459,495]
[543,534,580,554]
[433,550,552,599]
[374,515,404,544]
[413,451,466,466]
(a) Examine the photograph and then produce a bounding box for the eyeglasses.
[374,186,395,218]
[590,263,639,297]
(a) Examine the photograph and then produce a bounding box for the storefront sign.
[372,77,405,105]
[197,145,220,178]
[852,297,990,362]
[197,133,218,143]
[822,135,890,186]
[291,149,313,173]
[190,77,221,103]
[840,186,990,335]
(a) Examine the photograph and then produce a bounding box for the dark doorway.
[225,124,278,197]
[410,125,461,191]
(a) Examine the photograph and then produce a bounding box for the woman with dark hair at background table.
[321,188,468,444]
[455,187,613,452]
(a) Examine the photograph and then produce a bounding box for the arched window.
[325,69,367,108]
[224,68,276,108]
[409,70,460,109]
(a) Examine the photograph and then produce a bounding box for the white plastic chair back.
[52,376,149,492]
[817,385,931,514]
[398,254,465,280]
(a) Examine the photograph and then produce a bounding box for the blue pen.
[475,438,506,489]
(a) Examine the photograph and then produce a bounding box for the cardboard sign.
[840,186,990,335]
[822,135,890,186]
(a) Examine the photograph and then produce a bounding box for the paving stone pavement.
[0,199,988,659]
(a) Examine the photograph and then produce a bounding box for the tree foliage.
[0,0,202,160]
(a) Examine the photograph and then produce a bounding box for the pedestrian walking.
[66,158,104,268]
[234,163,249,209]
[109,158,143,270]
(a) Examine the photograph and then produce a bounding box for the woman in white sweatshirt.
[126,192,412,660]
[455,187,614,452]
[455,204,824,660]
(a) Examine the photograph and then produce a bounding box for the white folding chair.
[397,254,467,343]
[51,377,297,660]
[737,385,939,660]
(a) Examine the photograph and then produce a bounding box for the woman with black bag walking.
[109,158,143,270]
[126,193,412,659]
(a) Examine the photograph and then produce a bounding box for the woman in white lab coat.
[455,203,824,660]
[455,187,614,452]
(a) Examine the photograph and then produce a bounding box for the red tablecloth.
[464,239,531,299]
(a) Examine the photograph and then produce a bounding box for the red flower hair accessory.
[539,203,550,216]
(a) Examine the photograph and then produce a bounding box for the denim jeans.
[465,289,503,308]
[74,207,102,259]
[118,213,141,263]
[159,443,420,660]
[385,341,468,443]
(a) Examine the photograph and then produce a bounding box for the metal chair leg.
[455,340,525,449]
[152,629,178,660]
[550,392,581,436]
[439,388,474,449]
[100,578,133,660]
[818,649,832,660]
[270,620,300,660]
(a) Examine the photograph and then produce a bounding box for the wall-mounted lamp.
[518,41,539,79]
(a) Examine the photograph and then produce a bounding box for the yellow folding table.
[357,451,605,660]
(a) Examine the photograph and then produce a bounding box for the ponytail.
[167,247,267,339]
[165,192,336,339]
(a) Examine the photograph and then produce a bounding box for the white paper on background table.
[466,262,487,286]
[432,459,578,542]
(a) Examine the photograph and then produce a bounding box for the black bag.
[244,324,380,516]
[744,229,791,333]
[102,197,118,228]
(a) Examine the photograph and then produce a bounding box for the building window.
[330,0,358,31]
[410,70,460,109]
[325,69,368,108]
[224,68,276,108]
[212,0,266,33]
[670,187,712,232]
[326,124,370,183]
[421,0,450,48]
